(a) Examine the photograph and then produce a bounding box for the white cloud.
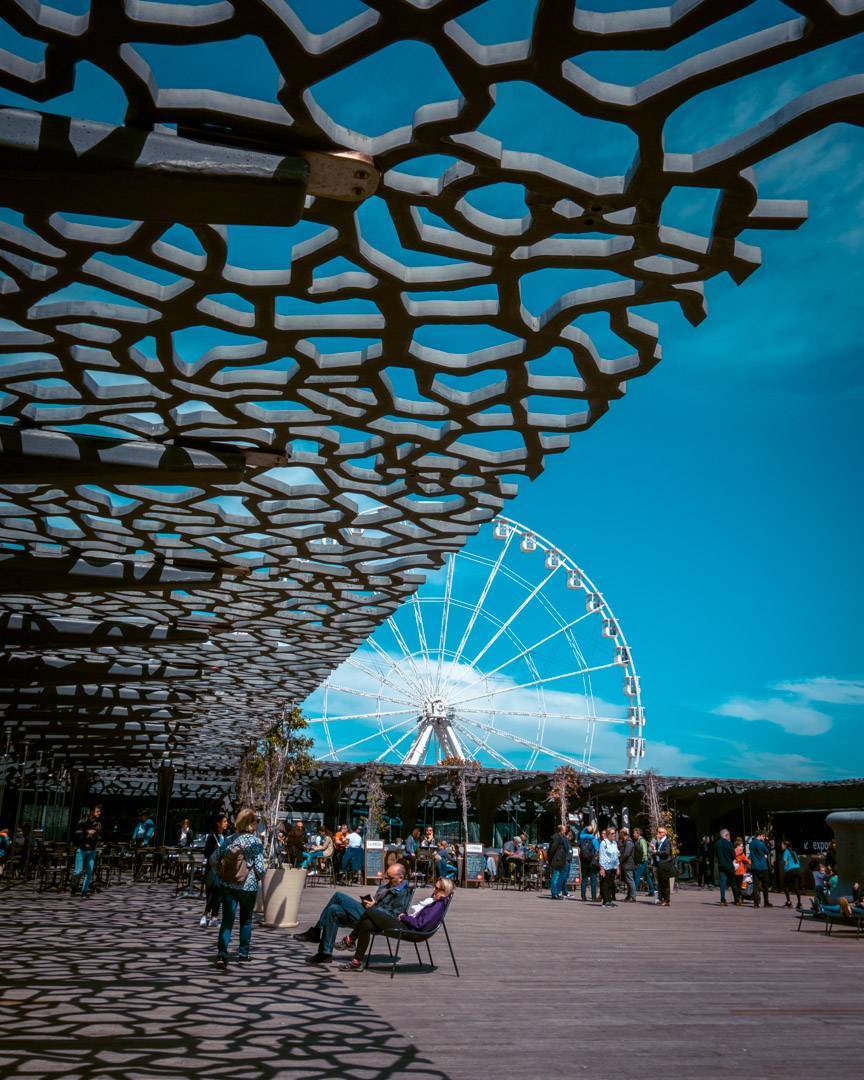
[304,648,638,769]
[773,677,864,706]
[712,696,832,736]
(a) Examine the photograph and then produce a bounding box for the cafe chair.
[363,898,460,980]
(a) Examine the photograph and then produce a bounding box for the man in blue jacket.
[715,828,741,906]
[748,829,773,908]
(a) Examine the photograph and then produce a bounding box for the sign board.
[464,842,486,886]
[567,858,582,888]
[364,839,384,884]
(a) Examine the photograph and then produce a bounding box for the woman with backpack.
[200,812,228,928]
[216,808,266,968]
[781,840,804,910]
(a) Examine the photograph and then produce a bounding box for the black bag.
[579,835,596,863]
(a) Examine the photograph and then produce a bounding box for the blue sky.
[1,2,861,779]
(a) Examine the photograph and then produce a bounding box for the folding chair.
[364,898,459,979]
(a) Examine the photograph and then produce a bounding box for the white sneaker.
[199,915,209,927]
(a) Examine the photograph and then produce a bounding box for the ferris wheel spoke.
[468,564,560,669]
[344,655,421,705]
[483,610,597,680]
[434,554,456,693]
[386,617,431,697]
[325,684,415,708]
[325,715,416,759]
[440,528,514,698]
[374,723,419,763]
[450,717,517,769]
[456,707,628,725]
[306,707,417,723]
[449,661,620,708]
[411,594,434,696]
[456,714,600,772]
[321,681,335,758]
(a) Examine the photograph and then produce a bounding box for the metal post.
[23,750,43,877]
[0,729,12,822]
[12,741,29,875]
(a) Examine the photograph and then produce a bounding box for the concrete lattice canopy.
[0,1,861,779]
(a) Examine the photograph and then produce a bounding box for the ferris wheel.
[303,515,646,774]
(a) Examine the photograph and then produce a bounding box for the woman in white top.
[598,827,621,908]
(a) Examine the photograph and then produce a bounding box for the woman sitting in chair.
[339,877,454,972]
[300,826,334,873]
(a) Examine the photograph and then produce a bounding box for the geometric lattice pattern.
[0,1,861,776]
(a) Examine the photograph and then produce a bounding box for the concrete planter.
[261,866,307,928]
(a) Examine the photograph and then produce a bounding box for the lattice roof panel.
[0,1,860,778]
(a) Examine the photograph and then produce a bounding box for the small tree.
[362,762,388,840]
[238,703,314,864]
[642,769,678,854]
[440,756,480,848]
[547,765,582,828]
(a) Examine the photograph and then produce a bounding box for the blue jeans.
[439,860,457,880]
[301,850,325,870]
[317,891,365,954]
[634,862,655,896]
[342,848,363,875]
[550,867,568,898]
[580,862,598,900]
[74,849,97,895]
[218,888,257,959]
[718,868,740,903]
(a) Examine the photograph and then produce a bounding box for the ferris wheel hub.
[422,698,449,721]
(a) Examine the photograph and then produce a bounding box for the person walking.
[780,840,803,910]
[632,828,656,898]
[579,822,600,902]
[216,808,266,968]
[653,825,674,907]
[618,827,636,901]
[598,826,620,908]
[201,812,228,928]
[748,830,773,908]
[548,824,571,900]
[71,804,103,898]
[715,829,741,906]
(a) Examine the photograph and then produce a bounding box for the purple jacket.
[399,897,448,932]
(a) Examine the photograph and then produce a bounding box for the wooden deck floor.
[2,880,862,1079]
[339,882,864,1079]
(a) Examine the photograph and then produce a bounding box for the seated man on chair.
[339,877,454,972]
[295,862,411,965]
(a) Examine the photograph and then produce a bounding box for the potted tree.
[238,702,313,928]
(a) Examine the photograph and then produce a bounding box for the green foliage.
[362,762,388,839]
[238,703,314,862]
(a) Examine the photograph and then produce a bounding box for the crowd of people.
[5,800,860,971]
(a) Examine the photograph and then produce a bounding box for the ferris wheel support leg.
[403,724,433,766]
